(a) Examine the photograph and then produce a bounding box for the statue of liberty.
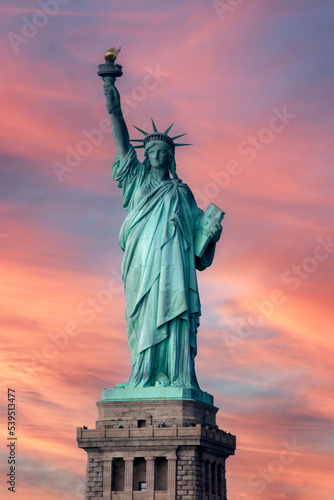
[100,49,223,390]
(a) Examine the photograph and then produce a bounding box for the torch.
[97,47,123,114]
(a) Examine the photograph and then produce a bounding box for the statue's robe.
[112,147,215,387]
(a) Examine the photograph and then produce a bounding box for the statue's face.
[147,145,169,170]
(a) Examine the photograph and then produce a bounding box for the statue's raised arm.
[98,47,130,163]
[106,84,130,163]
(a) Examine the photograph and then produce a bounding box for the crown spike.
[151,118,158,133]
[130,139,145,143]
[133,145,145,149]
[164,123,174,135]
[171,133,187,140]
[132,125,149,136]
[174,143,192,147]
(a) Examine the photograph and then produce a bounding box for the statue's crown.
[130,119,191,151]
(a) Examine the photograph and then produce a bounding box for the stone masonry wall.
[222,464,227,500]
[85,454,103,499]
[176,449,202,500]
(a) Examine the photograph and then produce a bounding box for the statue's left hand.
[210,222,223,243]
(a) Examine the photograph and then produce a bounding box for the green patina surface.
[100,387,214,406]
[112,146,217,391]
[99,72,223,398]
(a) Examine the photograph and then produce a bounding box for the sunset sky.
[1,1,334,499]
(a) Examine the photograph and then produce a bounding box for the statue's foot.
[114,382,128,389]
[155,373,170,387]
[155,380,170,387]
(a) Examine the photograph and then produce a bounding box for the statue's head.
[144,141,178,179]
[131,120,191,181]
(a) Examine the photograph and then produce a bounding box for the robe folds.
[112,147,215,388]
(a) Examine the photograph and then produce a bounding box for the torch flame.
[104,47,121,62]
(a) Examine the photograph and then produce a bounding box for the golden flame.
[104,47,121,62]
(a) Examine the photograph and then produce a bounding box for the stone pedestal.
[77,388,236,500]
